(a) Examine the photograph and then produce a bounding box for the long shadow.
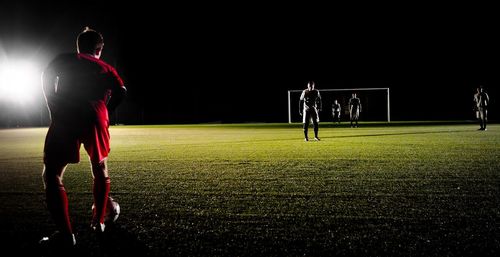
[320,129,474,140]
[93,223,152,257]
[207,129,475,145]
[30,222,151,257]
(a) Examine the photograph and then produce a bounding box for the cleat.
[39,231,76,248]
[90,222,106,233]
[314,137,320,141]
[304,138,309,142]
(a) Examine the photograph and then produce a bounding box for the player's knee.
[42,172,63,188]
[42,164,65,187]
[92,160,108,178]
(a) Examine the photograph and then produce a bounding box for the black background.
[1,1,498,124]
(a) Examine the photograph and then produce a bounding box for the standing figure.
[474,85,490,131]
[40,27,127,248]
[332,99,341,124]
[349,93,361,128]
[299,81,322,141]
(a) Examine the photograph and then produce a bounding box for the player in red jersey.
[39,27,126,248]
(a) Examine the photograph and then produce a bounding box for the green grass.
[1,123,499,256]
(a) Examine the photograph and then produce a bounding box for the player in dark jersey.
[40,27,126,248]
[474,85,490,131]
[349,93,361,128]
[299,81,322,141]
[332,99,341,124]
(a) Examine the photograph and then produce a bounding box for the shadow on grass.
[320,129,474,140]
[208,129,475,145]
[20,222,151,257]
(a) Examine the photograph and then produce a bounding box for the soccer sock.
[313,123,318,138]
[303,124,308,138]
[93,177,110,224]
[46,184,73,235]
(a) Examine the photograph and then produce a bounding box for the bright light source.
[0,61,41,103]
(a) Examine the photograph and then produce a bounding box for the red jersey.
[43,53,126,125]
[42,53,126,164]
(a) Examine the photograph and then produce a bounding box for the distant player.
[40,27,126,248]
[299,81,322,141]
[349,93,361,128]
[474,85,489,131]
[332,99,341,124]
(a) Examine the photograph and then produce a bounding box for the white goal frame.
[288,88,390,123]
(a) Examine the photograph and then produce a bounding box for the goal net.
[288,88,390,123]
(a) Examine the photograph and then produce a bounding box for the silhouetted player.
[299,81,322,141]
[474,85,489,131]
[349,93,361,128]
[332,99,341,124]
[40,27,126,248]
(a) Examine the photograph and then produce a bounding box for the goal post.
[288,88,390,123]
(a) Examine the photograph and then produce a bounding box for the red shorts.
[43,119,110,164]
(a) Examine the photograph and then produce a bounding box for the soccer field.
[0,123,499,256]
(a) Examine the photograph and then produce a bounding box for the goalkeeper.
[299,81,322,141]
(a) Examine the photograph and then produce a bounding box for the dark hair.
[77,27,104,54]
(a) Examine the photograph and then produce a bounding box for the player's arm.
[299,91,305,115]
[41,64,61,119]
[316,91,322,111]
[106,68,127,113]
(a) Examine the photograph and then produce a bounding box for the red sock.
[46,184,73,235]
[93,177,110,224]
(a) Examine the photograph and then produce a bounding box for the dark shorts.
[43,119,110,164]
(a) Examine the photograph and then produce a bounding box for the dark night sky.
[1,1,498,124]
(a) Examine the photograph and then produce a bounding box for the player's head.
[334,99,338,104]
[307,81,315,90]
[352,93,357,97]
[77,27,104,59]
[478,85,484,92]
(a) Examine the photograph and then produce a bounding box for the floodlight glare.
[0,61,41,103]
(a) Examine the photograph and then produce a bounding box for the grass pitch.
[0,123,499,256]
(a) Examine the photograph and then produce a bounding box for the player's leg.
[483,109,488,130]
[40,125,79,247]
[83,122,111,232]
[478,108,484,130]
[350,111,354,127]
[303,110,311,141]
[312,109,320,140]
[90,159,110,232]
[476,110,482,129]
[41,162,76,246]
[355,109,359,127]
